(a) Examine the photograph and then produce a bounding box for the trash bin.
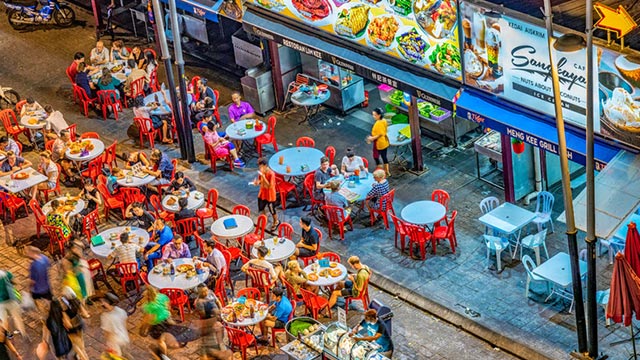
[369,299,393,336]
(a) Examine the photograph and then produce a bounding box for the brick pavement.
[0,3,634,360]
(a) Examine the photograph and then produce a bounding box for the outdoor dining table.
[303,261,348,287]
[147,258,210,291]
[65,138,105,163]
[532,252,587,313]
[250,237,296,263]
[268,147,324,177]
[20,110,47,148]
[478,202,536,258]
[324,174,375,217]
[91,61,128,83]
[221,299,269,329]
[226,119,267,158]
[144,89,171,116]
[0,167,48,193]
[291,88,330,126]
[401,200,446,230]
[161,191,205,213]
[117,169,155,188]
[90,226,149,258]
[211,214,254,249]
[42,196,85,216]
[388,124,411,169]
[610,214,640,253]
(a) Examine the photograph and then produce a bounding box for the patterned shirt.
[113,243,140,264]
[367,179,390,208]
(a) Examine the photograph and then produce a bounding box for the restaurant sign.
[246,0,462,81]
[459,1,640,151]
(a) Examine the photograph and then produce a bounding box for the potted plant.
[511,138,525,154]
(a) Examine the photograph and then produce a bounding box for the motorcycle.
[0,86,20,110]
[3,0,75,30]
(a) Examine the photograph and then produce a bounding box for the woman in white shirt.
[341,147,367,177]
[20,97,43,115]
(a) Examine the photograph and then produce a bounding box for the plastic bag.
[20,291,34,310]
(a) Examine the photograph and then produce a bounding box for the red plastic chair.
[0,109,28,142]
[325,146,336,166]
[366,189,396,230]
[246,267,275,303]
[296,136,315,148]
[272,299,296,347]
[236,287,261,301]
[405,223,432,260]
[143,48,157,58]
[300,288,331,320]
[138,271,150,287]
[320,252,340,263]
[150,194,174,223]
[133,117,159,149]
[38,163,62,202]
[80,132,100,139]
[278,222,294,240]
[44,139,55,152]
[323,205,353,240]
[390,213,409,252]
[120,187,145,208]
[81,157,103,179]
[196,188,219,233]
[81,209,100,240]
[175,217,198,239]
[115,262,139,293]
[232,205,250,216]
[190,76,201,101]
[303,172,323,215]
[29,199,46,239]
[432,210,458,254]
[65,66,76,85]
[97,183,126,220]
[300,228,322,266]
[431,189,450,227]
[0,193,28,223]
[225,325,258,360]
[14,100,26,114]
[148,68,159,92]
[344,276,371,316]
[87,258,108,286]
[282,278,303,303]
[220,249,234,294]
[124,77,146,107]
[97,90,123,121]
[64,124,77,141]
[275,173,298,210]
[255,116,278,157]
[216,241,241,267]
[72,85,98,117]
[214,267,228,307]
[362,157,369,170]
[284,74,308,106]
[44,225,70,257]
[204,142,234,174]
[102,140,118,169]
[213,89,222,125]
[243,214,267,253]
[160,288,191,322]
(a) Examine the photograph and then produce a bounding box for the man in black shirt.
[124,202,155,231]
[168,172,196,195]
[294,216,319,258]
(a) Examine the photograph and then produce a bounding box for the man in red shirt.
[67,52,85,82]
[254,157,279,230]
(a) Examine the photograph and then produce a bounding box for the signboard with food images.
[247,0,462,80]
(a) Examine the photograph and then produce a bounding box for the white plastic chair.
[480,196,500,234]
[522,255,550,298]
[519,229,549,266]
[484,234,512,271]
[596,289,610,326]
[532,191,555,233]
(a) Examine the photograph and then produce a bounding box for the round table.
[65,138,105,162]
[42,196,85,216]
[91,61,128,83]
[211,215,254,240]
[221,300,268,327]
[303,262,348,287]
[291,89,330,125]
[144,90,171,116]
[90,226,149,258]
[388,124,411,147]
[117,170,155,188]
[251,237,296,263]
[147,258,210,290]
[20,110,48,130]
[324,174,375,202]
[226,120,267,141]
[161,191,205,213]
[401,200,446,226]
[268,147,324,177]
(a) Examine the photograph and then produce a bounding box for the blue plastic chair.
[519,229,549,266]
[532,191,554,233]
[522,255,549,298]
[484,235,512,271]
[596,289,610,326]
[479,196,500,234]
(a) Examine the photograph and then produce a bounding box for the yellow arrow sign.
[594,3,637,38]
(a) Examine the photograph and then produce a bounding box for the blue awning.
[160,0,222,23]
[243,9,459,108]
[456,90,620,169]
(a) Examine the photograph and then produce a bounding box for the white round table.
[161,191,205,213]
[20,111,48,129]
[221,300,268,327]
[144,90,171,116]
[65,138,105,162]
[90,226,149,258]
[401,200,446,226]
[42,196,85,216]
[303,262,348,287]
[91,61,128,83]
[226,120,267,141]
[268,147,325,177]
[117,170,155,188]
[147,258,210,290]
[251,237,296,263]
[388,124,411,147]
[211,215,254,240]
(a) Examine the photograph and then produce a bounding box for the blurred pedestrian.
[43,299,72,359]
[26,246,52,316]
[198,309,232,360]
[61,287,89,360]
[0,323,22,360]
[0,270,25,338]
[100,293,130,357]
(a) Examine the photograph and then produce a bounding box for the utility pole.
[542,0,588,354]
[168,0,196,163]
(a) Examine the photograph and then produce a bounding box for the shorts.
[340,280,354,297]
[258,198,276,215]
[298,248,316,258]
[32,291,53,300]
[274,320,285,329]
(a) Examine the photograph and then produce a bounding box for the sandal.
[271,221,281,231]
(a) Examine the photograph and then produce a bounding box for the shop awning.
[242,9,459,109]
[160,0,222,22]
[456,89,620,169]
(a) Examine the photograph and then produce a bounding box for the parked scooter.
[3,0,75,30]
[0,86,20,110]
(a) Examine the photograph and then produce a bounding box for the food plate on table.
[27,118,39,125]
[413,0,457,39]
[329,262,338,268]
[111,64,123,72]
[366,15,400,50]
[427,41,461,77]
[290,0,333,24]
[308,273,319,281]
[11,172,29,180]
[334,3,370,39]
[330,268,342,277]
[395,27,429,63]
[166,196,177,206]
[176,264,194,273]
[146,101,160,108]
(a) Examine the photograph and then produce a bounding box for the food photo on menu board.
[249,0,462,80]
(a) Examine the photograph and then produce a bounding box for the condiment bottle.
[170,263,175,275]
[250,305,255,318]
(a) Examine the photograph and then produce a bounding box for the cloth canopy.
[607,253,640,326]
[625,222,640,278]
